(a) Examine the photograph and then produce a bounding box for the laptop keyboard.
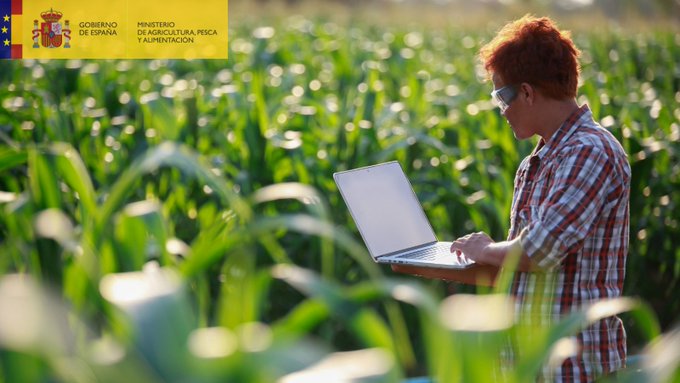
[397,243,452,261]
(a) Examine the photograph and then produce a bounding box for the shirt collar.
[531,104,591,160]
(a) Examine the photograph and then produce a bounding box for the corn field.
[0,15,679,382]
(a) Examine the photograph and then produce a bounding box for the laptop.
[334,161,474,269]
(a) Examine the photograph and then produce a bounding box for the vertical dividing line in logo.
[0,0,21,59]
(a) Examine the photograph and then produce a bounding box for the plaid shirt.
[508,105,630,382]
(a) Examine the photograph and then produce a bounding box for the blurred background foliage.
[0,0,679,381]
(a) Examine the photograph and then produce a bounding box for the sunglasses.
[490,85,518,113]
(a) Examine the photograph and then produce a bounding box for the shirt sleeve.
[519,144,614,270]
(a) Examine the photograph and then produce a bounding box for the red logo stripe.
[11,0,21,15]
[11,44,21,58]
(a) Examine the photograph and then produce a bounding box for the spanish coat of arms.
[32,8,71,48]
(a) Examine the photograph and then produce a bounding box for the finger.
[451,238,462,246]
[477,231,491,239]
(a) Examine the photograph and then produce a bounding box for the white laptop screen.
[334,162,437,257]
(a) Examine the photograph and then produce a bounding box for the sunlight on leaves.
[639,327,680,382]
[585,298,637,323]
[278,348,393,383]
[547,337,579,369]
[100,263,181,307]
[188,327,238,359]
[0,275,71,354]
[34,208,76,247]
[439,294,514,332]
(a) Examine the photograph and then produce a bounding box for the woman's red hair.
[479,15,581,100]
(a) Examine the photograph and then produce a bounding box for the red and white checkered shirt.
[509,105,630,382]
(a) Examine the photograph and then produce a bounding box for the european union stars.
[1,3,11,59]
[2,14,9,46]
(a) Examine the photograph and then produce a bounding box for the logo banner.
[1,0,228,59]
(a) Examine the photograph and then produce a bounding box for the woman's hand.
[450,232,494,264]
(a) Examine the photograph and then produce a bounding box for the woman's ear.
[520,82,534,106]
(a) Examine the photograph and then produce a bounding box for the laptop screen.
[334,161,437,258]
